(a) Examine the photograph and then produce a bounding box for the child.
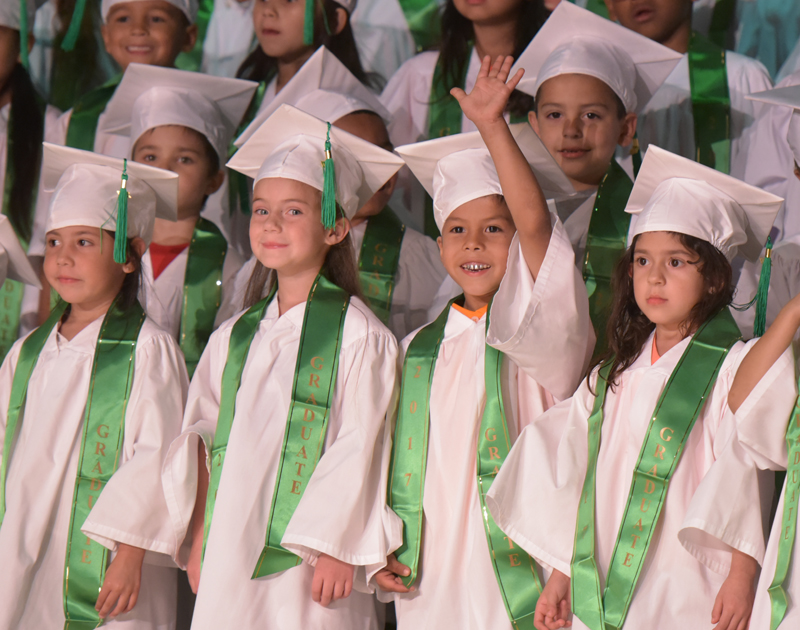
[0,144,189,628]
[98,63,256,374]
[0,0,63,357]
[374,56,592,629]
[606,0,773,178]
[380,0,548,234]
[486,145,790,630]
[161,105,404,629]
[232,46,448,340]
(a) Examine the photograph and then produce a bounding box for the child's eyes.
[47,238,59,248]
[287,208,302,216]
[486,225,502,233]
[141,154,156,162]
[669,258,684,268]
[449,226,464,234]
[254,207,268,215]
[584,112,601,120]
[635,256,649,266]
[78,239,93,247]
[177,156,194,165]
[545,112,562,120]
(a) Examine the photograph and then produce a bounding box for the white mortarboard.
[626,145,783,262]
[99,63,258,164]
[395,124,575,232]
[101,0,198,22]
[0,0,40,31]
[511,2,682,113]
[0,216,40,289]
[234,47,387,148]
[747,86,800,166]
[227,104,403,222]
[41,143,179,254]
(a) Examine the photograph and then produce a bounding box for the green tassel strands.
[753,236,773,338]
[19,0,29,69]
[321,123,337,230]
[114,160,130,264]
[303,0,315,45]
[61,0,87,51]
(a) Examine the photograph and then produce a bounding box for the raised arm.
[452,55,552,279]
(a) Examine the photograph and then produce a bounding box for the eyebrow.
[538,102,612,110]
[634,248,694,256]
[135,145,202,154]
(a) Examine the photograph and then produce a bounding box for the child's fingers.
[711,592,723,623]
[450,87,467,103]
[478,54,492,78]
[736,614,750,630]
[333,579,345,602]
[386,555,411,577]
[109,589,132,619]
[320,578,335,607]
[506,68,525,92]
[311,573,323,603]
[126,586,139,613]
[95,587,110,614]
[713,607,734,630]
[97,586,120,618]
[343,577,352,599]
[496,55,515,82]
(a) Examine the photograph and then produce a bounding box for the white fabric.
[139,238,244,339]
[201,0,256,78]
[431,148,502,231]
[349,0,419,84]
[487,331,791,629]
[102,0,198,22]
[0,0,38,31]
[162,297,398,630]
[0,216,38,287]
[0,315,189,629]
[379,221,593,628]
[636,51,773,184]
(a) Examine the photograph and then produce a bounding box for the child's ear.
[324,217,350,246]
[528,111,539,135]
[205,169,226,196]
[436,236,443,257]
[617,112,638,148]
[122,237,147,273]
[603,0,617,22]
[181,23,198,53]
[333,7,348,36]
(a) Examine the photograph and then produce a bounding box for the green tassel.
[60,0,87,52]
[753,236,773,338]
[114,160,129,264]
[19,0,29,69]
[321,122,337,230]
[303,0,314,46]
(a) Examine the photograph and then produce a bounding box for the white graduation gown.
[381,220,594,629]
[202,0,256,78]
[487,331,789,629]
[0,315,189,630]
[140,241,245,340]
[637,51,772,183]
[350,0,420,84]
[162,296,399,630]
[0,101,62,336]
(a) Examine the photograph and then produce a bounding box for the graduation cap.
[395,124,575,232]
[0,216,40,289]
[747,85,800,166]
[101,0,198,22]
[511,2,682,113]
[227,104,404,226]
[100,63,258,163]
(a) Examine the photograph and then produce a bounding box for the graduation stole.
[0,298,145,629]
[688,32,732,174]
[229,81,270,217]
[0,98,45,362]
[768,394,800,630]
[200,274,350,577]
[65,75,122,151]
[175,0,214,72]
[582,161,634,356]
[180,218,228,378]
[570,308,741,630]
[358,207,406,325]
[388,297,542,628]
[398,0,442,52]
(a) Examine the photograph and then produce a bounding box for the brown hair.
[106,232,144,311]
[592,232,734,390]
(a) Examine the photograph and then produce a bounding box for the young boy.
[374,55,593,630]
[98,63,256,374]
[231,46,448,340]
[605,0,773,178]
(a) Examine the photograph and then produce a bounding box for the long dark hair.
[436,0,547,118]
[6,64,44,244]
[237,0,371,87]
[592,233,734,390]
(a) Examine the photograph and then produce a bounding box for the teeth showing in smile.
[462,263,490,271]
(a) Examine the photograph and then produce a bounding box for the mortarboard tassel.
[114,160,129,264]
[303,0,314,46]
[321,123,337,230]
[61,0,87,51]
[19,0,29,69]
[753,236,773,338]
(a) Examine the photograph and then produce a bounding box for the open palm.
[451,55,525,126]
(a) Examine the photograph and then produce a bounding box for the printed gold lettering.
[291,480,302,494]
[653,444,666,460]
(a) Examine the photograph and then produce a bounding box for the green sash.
[175,0,214,72]
[571,308,741,630]
[388,298,542,626]
[65,76,121,151]
[200,275,350,578]
[768,396,800,629]
[582,161,634,355]
[398,0,441,52]
[688,32,731,174]
[228,81,269,217]
[358,208,405,325]
[180,218,228,378]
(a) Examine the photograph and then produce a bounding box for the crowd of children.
[3,0,800,629]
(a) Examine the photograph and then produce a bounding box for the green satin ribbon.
[175,0,214,72]
[0,301,67,525]
[582,161,633,356]
[389,298,541,625]
[688,32,731,174]
[398,0,441,52]
[571,308,741,630]
[180,218,228,378]
[768,396,800,629]
[65,76,121,151]
[228,81,269,217]
[358,208,405,325]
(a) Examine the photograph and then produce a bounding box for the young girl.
[0,144,189,628]
[161,104,404,629]
[486,145,793,630]
[0,1,62,357]
[98,63,256,374]
[374,56,591,629]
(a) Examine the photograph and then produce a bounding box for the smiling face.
[252,0,313,61]
[436,195,516,311]
[631,231,707,332]
[44,226,132,309]
[132,125,223,221]
[605,0,692,46]
[530,73,637,190]
[101,0,196,70]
